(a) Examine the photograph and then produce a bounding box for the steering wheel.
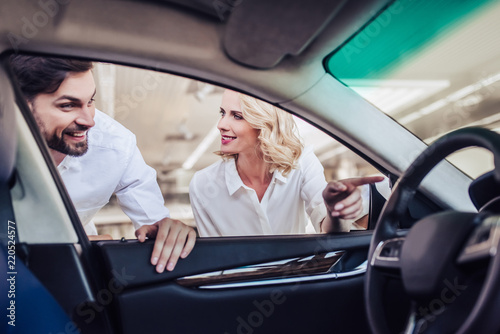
[365,127,500,334]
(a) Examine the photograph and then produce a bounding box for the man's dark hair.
[10,55,93,102]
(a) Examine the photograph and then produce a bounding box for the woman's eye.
[219,109,226,116]
[234,114,243,120]
[88,98,95,106]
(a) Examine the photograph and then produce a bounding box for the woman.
[189,90,383,237]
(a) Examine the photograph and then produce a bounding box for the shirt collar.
[274,169,288,184]
[224,159,288,196]
[57,154,83,175]
[57,155,72,173]
[225,159,244,196]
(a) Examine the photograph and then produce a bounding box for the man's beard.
[32,109,90,157]
[45,125,90,157]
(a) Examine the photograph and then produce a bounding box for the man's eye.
[59,103,74,109]
[88,98,95,106]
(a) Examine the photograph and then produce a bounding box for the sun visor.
[223,0,347,69]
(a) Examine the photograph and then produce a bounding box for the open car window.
[42,62,386,239]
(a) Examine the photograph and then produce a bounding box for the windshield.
[326,0,500,177]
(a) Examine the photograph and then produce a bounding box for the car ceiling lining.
[144,0,393,70]
[223,0,348,69]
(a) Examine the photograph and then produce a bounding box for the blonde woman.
[189,90,383,237]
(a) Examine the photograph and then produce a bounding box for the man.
[10,55,196,273]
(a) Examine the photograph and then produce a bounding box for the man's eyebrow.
[55,89,97,103]
[54,95,82,103]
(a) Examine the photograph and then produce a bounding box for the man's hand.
[322,176,385,232]
[135,218,197,273]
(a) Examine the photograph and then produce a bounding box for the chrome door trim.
[176,251,367,290]
[198,261,367,290]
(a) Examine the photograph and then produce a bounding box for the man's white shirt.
[57,109,169,235]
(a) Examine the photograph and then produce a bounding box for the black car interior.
[366,127,500,334]
[469,170,500,213]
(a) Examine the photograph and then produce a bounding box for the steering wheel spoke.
[458,216,500,265]
[371,237,405,270]
[402,308,421,334]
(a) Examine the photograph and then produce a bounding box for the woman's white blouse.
[189,147,332,237]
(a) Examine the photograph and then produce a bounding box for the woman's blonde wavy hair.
[216,92,303,177]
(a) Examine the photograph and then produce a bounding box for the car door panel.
[94,233,372,333]
[95,233,372,285]
[118,273,367,334]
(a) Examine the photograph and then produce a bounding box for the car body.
[1,0,499,333]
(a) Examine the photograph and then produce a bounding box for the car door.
[92,233,372,334]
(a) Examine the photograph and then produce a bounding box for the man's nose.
[76,105,95,128]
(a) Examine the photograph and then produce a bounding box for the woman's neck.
[236,153,272,187]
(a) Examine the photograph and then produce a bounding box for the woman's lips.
[221,135,236,145]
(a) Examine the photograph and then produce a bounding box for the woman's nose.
[217,115,228,131]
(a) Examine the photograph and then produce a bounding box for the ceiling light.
[344,79,450,115]
[399,71,500,125]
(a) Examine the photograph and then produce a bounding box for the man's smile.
[65,130,87,139]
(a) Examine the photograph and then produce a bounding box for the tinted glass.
[326,0,500,177]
